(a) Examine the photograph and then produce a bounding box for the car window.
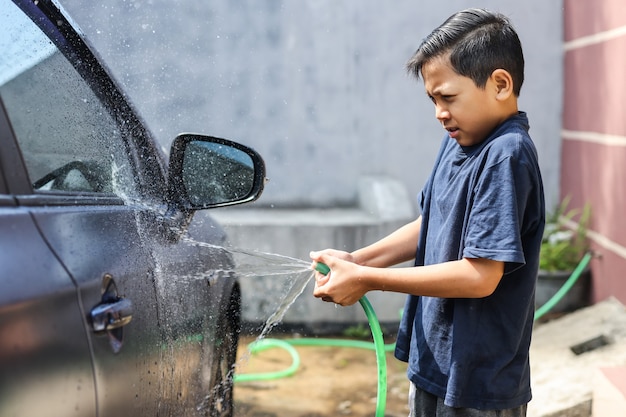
[0,0,135,197]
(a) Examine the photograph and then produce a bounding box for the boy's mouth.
[446,127,460,138]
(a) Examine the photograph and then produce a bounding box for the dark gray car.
[0,0,266,416]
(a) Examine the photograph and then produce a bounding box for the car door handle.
[90,298,133,332]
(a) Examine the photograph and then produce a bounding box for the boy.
[310,8,544,417]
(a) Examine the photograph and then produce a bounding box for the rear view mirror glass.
[168,134,265,209]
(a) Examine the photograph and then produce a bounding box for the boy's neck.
[497,98,520,125]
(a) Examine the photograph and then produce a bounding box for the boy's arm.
[352,216,422,267]
[360,257,504,299]
[313,252,504,306]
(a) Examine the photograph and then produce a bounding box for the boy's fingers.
[310,250,328,261]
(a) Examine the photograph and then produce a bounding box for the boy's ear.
[491,69,514,100]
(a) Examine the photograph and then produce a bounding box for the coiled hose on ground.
[234,254,593,417]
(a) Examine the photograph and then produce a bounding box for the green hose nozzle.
[314,262,331,275]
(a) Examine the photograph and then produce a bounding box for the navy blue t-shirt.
[394,112,545,409]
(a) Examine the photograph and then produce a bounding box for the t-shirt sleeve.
[462,147,530,271]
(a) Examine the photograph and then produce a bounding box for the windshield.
[0,0,137,197]
[0,1,56,86]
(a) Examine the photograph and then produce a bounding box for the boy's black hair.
[407,8,525,96]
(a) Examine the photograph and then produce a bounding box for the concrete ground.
[529,297,626,417]
[234,298,626,417]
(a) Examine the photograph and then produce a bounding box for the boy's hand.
[309,249,365,306]
[310,249,353,283]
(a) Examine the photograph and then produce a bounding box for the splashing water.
[186,235,318,413]
[257,268,314,338]
[112,185,317,342]
[181,236,315,339]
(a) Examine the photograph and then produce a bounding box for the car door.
[0,1,243,416]
[0,147,97,416]
[0,1,165,415]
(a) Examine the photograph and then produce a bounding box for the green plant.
[342,323,371,339]
[540,196,591,272]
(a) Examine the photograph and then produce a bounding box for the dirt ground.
[233,335,410,417]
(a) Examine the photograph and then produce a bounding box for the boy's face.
[421,55,507,147]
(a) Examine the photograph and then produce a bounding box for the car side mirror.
[167,134,266,210]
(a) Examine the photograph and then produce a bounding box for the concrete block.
[528,298,626,417]
[210,176,416,333]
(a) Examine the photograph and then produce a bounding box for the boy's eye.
[427,94,454,105]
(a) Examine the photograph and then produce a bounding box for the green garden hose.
[310,263,386,416]
[534,252,592,321]
[233,338,301,382]
[356,295,387,417]
[234,262,388,417]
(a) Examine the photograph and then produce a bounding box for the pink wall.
[562,0,626,304]
[564,0,626,40]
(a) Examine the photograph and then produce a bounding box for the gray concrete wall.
[63,0,563,208]
[61,1,564,330]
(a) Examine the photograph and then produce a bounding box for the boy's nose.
[435,105,451,121]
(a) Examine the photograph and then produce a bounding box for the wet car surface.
[0,1,265,416]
